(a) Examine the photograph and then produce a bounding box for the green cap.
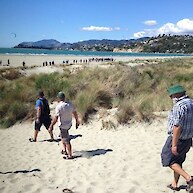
[57,91,65,100]
[167,84,186,96]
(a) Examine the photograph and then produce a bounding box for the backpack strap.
[39,98,50,116]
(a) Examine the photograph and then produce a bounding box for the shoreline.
[0,54,192,68]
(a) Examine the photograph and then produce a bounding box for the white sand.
[0,105,193,193]
[1,54,190,77]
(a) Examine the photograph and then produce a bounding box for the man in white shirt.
[49,91,80,159]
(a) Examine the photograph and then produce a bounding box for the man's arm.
[172,125,181,155]
[73,111,80,129]
[48,116,58,132]
[36,106,41,123]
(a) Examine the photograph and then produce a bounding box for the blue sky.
[0,0,193,47]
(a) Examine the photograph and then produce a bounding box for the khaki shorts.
[60,129,70,143]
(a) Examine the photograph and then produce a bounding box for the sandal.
[29,138,36,142]
[187,177,193,191]
[61,150,68,155]
[167,184,179,191]
[63,156,74,160]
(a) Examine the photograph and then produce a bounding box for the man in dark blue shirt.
[29,90,53,142]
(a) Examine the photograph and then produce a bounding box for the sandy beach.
[1,54,193,193]
[0,102,193,193]
[1,0,193,191]
[1,53,191,77]
[0,54,189,68]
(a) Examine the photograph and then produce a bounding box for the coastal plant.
[8,101,29,120]
[35,73,65,99]
[0,101,29,128]
[116,94,154,124]
[73,79,112,122]
[0,68,22,80]
[174,73,193,82]
[0,103,9,119]
[74,92,96,122]
[0,74,36,128]
[0,117,15,128]
[1,57,193,129]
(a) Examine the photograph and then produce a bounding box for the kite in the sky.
[11,33,16,38]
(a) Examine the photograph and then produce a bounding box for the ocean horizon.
[0,47,192,57]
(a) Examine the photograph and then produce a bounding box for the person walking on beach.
[48,91,80,159]
[161,84,193,191]
[29,90,53,142]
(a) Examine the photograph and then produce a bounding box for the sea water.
[0,48,192,57]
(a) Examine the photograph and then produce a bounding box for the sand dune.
[1,111,193,193]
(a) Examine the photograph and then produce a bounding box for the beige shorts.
[60,129,70,143]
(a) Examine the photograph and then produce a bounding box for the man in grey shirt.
[49,92,80,159]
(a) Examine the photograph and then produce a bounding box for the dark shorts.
[35,116,51,131]
[161,135,192,167]
[60,129,70,143]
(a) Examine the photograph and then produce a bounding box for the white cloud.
[176,18,193,32]
[114,27,121,31]
[134,18,193,38]
[144,20,157,26]
[133,31,146,38]
[81,26,120,32]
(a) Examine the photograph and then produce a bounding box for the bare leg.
[171,171,180,188]
[48,129,54,140]
[66,142,72,158]
[34,130,38,141]
[62,139,67,154]
[62,139,67,153]
[170,163,191,182]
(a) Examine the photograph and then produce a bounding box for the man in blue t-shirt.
[29,90,53,142]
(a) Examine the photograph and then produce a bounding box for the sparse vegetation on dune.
[1,57,193,128]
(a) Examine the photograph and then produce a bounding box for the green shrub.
[174,73,193,82]
[116,94,154,124]
[74,91,96,122]
[8,102,29,120]
[0,68,22,80]
[0,117,15,128]
[1,57,193,128]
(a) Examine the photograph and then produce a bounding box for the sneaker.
[187,176,193,191]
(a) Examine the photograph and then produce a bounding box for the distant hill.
[14,35,193,54]
[15,39,62,49]
[14,37,149,51]
[141,34,193,54]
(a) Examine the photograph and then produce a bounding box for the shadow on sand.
[69,134,82,140]
[74,148,113,158]
[178,185,188,191]
[0,168,41,175]
[39,134,82,143]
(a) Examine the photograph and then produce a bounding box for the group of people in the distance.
[29,90,80,160]
[30,84,193,191]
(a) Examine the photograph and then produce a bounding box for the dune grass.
[1,57,193,128]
